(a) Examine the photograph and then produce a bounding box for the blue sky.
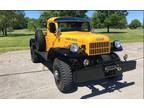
[25,11,143,24]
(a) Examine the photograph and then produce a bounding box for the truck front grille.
[89,42,110,55]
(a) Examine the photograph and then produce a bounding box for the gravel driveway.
[0,43,143,99]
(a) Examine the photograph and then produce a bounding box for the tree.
[129,19,142,29]
[91,11,128,32]
[0,11,26,36]
[12,12,27,29]
[0,11,16,36]
[90,12,102,29]
[27,18,39,31]
[38,11,88,27]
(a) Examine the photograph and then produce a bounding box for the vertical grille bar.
[89,42,110,55]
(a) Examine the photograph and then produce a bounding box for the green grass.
[0,28,143,53]
[0,29,34,52]
[94,28,143,43]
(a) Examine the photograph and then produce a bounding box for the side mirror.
[56,28,61,38]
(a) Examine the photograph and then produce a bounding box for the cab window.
[49,23,56,33]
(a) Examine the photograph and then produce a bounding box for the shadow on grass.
[0,33,34,37]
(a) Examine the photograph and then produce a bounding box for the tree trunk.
[107,26,110,33]
[4,27,7,36]
[1,28,4,35]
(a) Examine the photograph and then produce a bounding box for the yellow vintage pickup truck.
[30,17,136,93]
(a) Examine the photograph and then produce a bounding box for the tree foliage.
[27,18,39,31]
[129,19,142,29]
[91,11,128,32]
[13,12,27,29]
[0,11,27,36]
[0,11,16,36]
[0,10,132,36]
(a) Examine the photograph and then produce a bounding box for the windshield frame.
[58,21,91,32]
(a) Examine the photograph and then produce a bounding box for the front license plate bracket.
[104,65,122,77]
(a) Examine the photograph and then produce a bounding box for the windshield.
[58,22,90,32]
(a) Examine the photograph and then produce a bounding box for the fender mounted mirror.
[56,28,61,38]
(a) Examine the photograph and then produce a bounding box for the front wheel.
[53,58,77,93]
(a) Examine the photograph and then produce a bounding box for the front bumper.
[73,60,136,83]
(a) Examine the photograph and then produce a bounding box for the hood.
[60,31,110,43]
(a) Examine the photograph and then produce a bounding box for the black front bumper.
[73,60,136,83]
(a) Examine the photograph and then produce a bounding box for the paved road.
[0,43,143,99]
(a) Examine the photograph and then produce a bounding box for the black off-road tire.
[35,29,46,51]
[30,39,40,63]
[53,58,77,93]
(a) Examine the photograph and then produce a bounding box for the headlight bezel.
[69,44,79,53]
[114,40,122,49]
[112,40,123,51]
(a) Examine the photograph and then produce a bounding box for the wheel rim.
[54,70,60,81]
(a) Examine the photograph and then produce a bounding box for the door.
[45,22,60,51]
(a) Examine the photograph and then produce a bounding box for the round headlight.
[114,40,122,49]
[70,44,79,53]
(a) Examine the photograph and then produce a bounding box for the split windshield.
[58,22,90,32]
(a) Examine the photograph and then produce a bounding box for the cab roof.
[48,17,90,23]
